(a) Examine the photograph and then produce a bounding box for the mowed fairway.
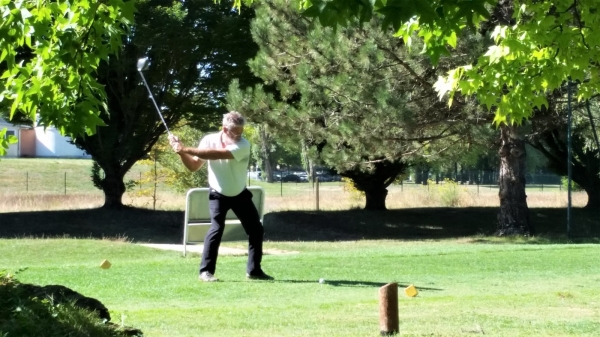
[2,238,599,337]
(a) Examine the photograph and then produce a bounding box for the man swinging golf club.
[168,112,273,282]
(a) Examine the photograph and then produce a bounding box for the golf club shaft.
[137,70,171,135]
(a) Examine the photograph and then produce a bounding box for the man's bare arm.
[177,152,205,172]
[180,147,235,160]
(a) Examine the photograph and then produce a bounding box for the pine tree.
[228,0,484,210]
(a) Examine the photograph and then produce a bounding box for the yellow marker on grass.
[100,259,112,269]
[404,284,418,297]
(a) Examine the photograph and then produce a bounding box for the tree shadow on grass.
[0,206,598,244]
[273,279,443,291]
[0,207,184,244]
[226,278,443,290]
[263,207,600,243]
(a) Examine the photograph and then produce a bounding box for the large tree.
[71,0,259,208]
[228,0,484,210]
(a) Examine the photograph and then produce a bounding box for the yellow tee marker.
[100,259,112,269]
[404,284,418,297]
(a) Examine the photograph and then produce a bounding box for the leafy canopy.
[435,1,600,126]
[235,0,493,64]
[0,0,134,153]
[235,0,600,131]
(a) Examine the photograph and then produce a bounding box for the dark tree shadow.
[223,278,443,291]
[263,207,600,243]
[0,208,184,243]
[1,206,598,244]
[273,279,443,291]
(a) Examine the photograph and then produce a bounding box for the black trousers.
[199,188,264,275]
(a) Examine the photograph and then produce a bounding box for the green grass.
[0,158,345,196]
[0,158,153,194]
[0,158,566,196]
[2,238,599,336]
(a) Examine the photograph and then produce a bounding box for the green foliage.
[0,272,133,337]
[286,0,492,64]
[155,124,208,193]
[90,160,136,192]
[228,0,483,178]
[90,161,103,191]
[69,0,258,207]
[134,149,168,210]
[561,176,583,192]
[341,176,364,201]
[436,1,600,126]
[0,0,134,137]
[0,128,17,157]
[427,178,465,207]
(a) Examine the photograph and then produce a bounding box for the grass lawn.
[2,238,600,337]
[2,158,600,336]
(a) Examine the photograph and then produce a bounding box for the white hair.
[222,111,246,129]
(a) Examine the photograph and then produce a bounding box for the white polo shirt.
[198,131,250,196]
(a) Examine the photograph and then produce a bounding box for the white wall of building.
[34,126,91,158]
[2,117,91,158]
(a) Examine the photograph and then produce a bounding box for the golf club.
[136,57,171,135]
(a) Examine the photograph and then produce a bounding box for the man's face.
[224,125,244,142]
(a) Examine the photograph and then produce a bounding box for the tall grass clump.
[418,179,466,207]
[433,178,464,206]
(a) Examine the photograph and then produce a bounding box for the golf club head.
[137,57,150,71]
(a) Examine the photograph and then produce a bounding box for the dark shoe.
[199,271,218,282]
[246,271,274,280]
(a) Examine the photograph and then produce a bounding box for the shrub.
[0,272,141,337]
[560,177,583,192]
[342,177,364,202]
[425,178,464,207]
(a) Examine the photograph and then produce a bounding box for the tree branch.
[377,45,432,89]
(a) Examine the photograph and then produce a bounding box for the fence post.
[316,176,320,211]
[26,172,28,192]
[64,172,67,195]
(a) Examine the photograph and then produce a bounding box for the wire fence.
[0,171,148,195]
[0,171,572,195]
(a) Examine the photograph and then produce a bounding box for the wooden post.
[379,282,399,335]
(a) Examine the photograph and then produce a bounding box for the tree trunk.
[497,126,534,236]
[101,167,127,209]
[364,187,388,210]
[342,160,405,211]
[584,185,600,209]
[301,143,316,184]
[258,126,274,183]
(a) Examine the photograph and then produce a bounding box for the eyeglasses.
[225,128,244,137]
